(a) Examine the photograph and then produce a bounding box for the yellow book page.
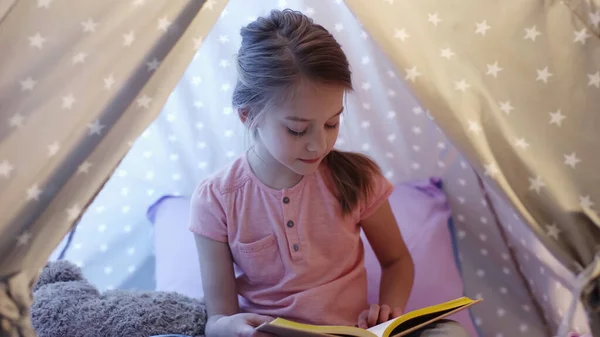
[368,297,480,337]
[261,318,377,337]
[258,297,481,337]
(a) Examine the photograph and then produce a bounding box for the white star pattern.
[0,160,15,178]
[158,17,172,32]
[440,48,455,59]
[394,28,409,41]
[20,77,37,91]
[564,152,581,168]
[484,162,500,177]
[454,80,470,92]
[29,33,46,49]
[549,109,566,126]
[515,138,529,149]
[87,120,105,135]
[78,161,92,174]
[16,232,32,246]
[104,75,116,90]
[146,58,161,72]
[47,141,60,157]
[428,13,441,26]
[524,26,541,41]
[475,20,491,35]
[72,52,88,65]
[486,62,502,77]
[203,0,216,10]
[404,66,421,82]
[468,120,482,134]
[136,94,152,108]
[37,0,53,8]
[528,176,545,193]
[218,35,229,44]
[26,184,43,201]
[81,18,98,32]
[590,11,600,27]
[193,36,204,50]
[579,195,595,209]
[9,114,25,128]
[66,205,81,221]
[588,71,600,88]
[499,101,514,114]
[123,31,135,46]
[573,28,591,44]
[62,94,75,109]
[536,67,553,83]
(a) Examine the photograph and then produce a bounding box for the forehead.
[279,81,345,119]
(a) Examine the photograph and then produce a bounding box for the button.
[283,197,290,204]
[293,243,299,251]
[287,220,294,228]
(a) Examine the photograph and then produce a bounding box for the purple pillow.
[360,178,478,336]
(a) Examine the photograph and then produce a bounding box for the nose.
[306,130,327,154]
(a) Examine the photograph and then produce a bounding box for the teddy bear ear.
[33,260,85,292]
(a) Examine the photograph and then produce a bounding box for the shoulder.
[191,154,252,202]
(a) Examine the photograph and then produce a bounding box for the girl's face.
[257,81,345,176]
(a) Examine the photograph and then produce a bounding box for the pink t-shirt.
[189,153,394,326]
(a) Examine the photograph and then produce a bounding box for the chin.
[290,159,322,175]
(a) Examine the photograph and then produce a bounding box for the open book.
[256,296,482,337]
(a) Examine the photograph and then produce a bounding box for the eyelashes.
[287,123,339,137]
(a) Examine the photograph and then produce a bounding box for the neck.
[247,142,304,190]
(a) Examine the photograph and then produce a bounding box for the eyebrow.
[285,107,344,122]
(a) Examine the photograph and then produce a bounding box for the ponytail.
[324,149,382,216]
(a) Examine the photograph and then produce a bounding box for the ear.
[238,108,250,125]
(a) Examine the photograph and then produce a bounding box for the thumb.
[245,313,275,327]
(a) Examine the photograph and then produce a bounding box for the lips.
[299,157,321,164]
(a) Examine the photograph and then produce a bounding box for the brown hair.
[232,9,382,216]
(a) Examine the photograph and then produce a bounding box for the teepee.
[0,0,598,336]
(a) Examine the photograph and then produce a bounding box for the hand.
[357,304,403,329]
[207,313,276,337]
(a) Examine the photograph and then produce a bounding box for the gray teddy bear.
[31,260,207,337]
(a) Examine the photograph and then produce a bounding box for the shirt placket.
[281,190,303,261]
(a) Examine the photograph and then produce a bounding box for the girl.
[191,9,470,337]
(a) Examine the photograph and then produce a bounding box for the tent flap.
[343,0,600,335]
[0,0,228,335]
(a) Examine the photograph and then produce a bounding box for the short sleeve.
[189,181,228,242]
[359,172,395,220]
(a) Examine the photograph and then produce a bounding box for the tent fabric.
[343,0,600,335]
[46,0,552,336]
[0,0,226,335]
[0,0,598,336]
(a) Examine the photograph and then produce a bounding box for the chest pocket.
[233,234,285,286]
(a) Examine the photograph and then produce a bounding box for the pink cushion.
[150,178,477,336]
[360,178,477,336]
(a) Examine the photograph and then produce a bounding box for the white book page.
[366,319,395,337]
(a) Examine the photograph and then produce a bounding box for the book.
[256,296,482,337]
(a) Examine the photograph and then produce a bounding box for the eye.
[325,123,339,129]
[287,128,307,136]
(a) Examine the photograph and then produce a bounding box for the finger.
[367,304,380,327]
[392,307,403,318]
[245,313,275,327]
[378,304,391,323]
[357,310,369,329]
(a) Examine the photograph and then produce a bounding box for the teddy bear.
[31,260,207,337]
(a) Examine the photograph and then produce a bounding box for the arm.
[194,234,275,337]
[194,234,239,333]
[191,182,273,336]
[361,200,415,314]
